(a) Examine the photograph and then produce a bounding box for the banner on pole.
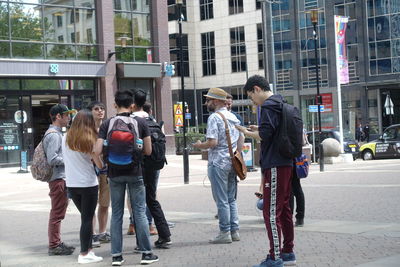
[334,16,349,85]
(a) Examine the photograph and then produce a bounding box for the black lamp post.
[177,0,189,184]
[311,9,324,172]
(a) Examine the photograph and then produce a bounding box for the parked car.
[359,124,400,160]
[306,130,359,161]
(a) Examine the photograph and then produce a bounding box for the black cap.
[49,104,76,116]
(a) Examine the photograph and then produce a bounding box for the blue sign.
[21,150,27,171]
[185,113,191,120]
[309,105,324,112]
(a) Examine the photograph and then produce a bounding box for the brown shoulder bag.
[216,112,247,180]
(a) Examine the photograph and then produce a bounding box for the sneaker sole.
[78,258,103,264]
[209,239,232,244]
[283,260,296,266]
[140,258,159,265]
[112,259,125,266]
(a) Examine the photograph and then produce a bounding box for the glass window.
[46,44,75,60]
[392,14,400,38]
[201,31,216,76]
[132,13,151,46]
[75,9,96,44]
[169,33,189,77]
[375,16,390,41]
[376,41,391,58]
[377,59,391,74]
[229,0,243,15]
[10,3,42,42]
[230,26,246,72]
[200,0,214,20]
[392,39,400,57]
[393,57,400,72]
[392,0,400,13]
[12,42,43,59]
[0,42,10,58]
[0,3,9,41]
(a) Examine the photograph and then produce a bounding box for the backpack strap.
[216,112,234,160]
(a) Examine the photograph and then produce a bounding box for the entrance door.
[31,95,61,150]
[0,95,32,165]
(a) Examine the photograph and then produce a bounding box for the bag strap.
[216,112,234,159]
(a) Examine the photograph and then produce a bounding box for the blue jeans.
[109,175,152,256]
[208,164,239,232]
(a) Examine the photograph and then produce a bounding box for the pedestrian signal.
[165,63,175,76]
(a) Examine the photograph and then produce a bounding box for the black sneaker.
[140,253,159,265]
[112,255,125,266]
[154,237,172,249]
[48,242,75,256]
[92,234,101,248]
[295,218,304,227]
[98,232,111,243]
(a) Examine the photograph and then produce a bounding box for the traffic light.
[164,62,175,76]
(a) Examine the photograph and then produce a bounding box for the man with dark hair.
[236,75,296,267]
[132,90,172,249]
[94,90,159,266]
[87,101,111,247]
[45,104,76,256]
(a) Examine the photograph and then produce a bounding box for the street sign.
[185,113,191,120]
[309,105,324,113]
[174,104,184,127]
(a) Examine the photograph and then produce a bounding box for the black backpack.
[269,98,303,159]
[144,117,167,170]
[105,116,143,170]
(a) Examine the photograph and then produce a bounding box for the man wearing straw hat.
[193,87,244,244]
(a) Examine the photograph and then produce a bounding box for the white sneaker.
[78,252,103,264]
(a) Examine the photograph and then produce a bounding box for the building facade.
[0,0,173,166]
[168,0,400,139]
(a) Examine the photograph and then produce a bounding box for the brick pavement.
[1,155,400,266]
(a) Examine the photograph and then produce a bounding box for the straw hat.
[204,87,228,101]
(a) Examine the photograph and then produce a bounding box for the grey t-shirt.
[43,125,65,182]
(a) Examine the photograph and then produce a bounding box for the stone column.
[151,0,175,154]
[96,0,117,117]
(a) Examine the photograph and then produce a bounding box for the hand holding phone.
[255,192,263,199]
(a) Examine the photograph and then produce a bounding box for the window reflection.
[0,0,97,60]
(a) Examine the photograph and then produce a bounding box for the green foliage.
[175,132,206,155]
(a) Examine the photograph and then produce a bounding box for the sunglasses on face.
[93,107,105,111]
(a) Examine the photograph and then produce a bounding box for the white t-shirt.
[62,134,98,188]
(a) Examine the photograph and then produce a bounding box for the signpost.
[309,105,325,163]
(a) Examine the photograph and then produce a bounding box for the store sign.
[0,122,19,150]
[49,64,59,74]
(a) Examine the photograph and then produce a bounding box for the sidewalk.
[1,155,400,266]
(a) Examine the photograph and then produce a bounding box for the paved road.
[1,156,400,267]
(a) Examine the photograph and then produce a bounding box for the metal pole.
[178,3,189,184]
[313,21,324,172]
[260,1,270,89]
[193,66,199,133]
[268,0,276,93]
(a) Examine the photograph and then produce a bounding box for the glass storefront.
[0,78,96,165]
[0,0,97,60]
[114,0,151,62]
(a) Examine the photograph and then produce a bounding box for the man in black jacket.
[237,75,295,267]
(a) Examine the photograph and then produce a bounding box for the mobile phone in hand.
[255,192,263,198]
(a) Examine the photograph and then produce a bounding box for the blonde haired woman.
[62,109,103,264]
